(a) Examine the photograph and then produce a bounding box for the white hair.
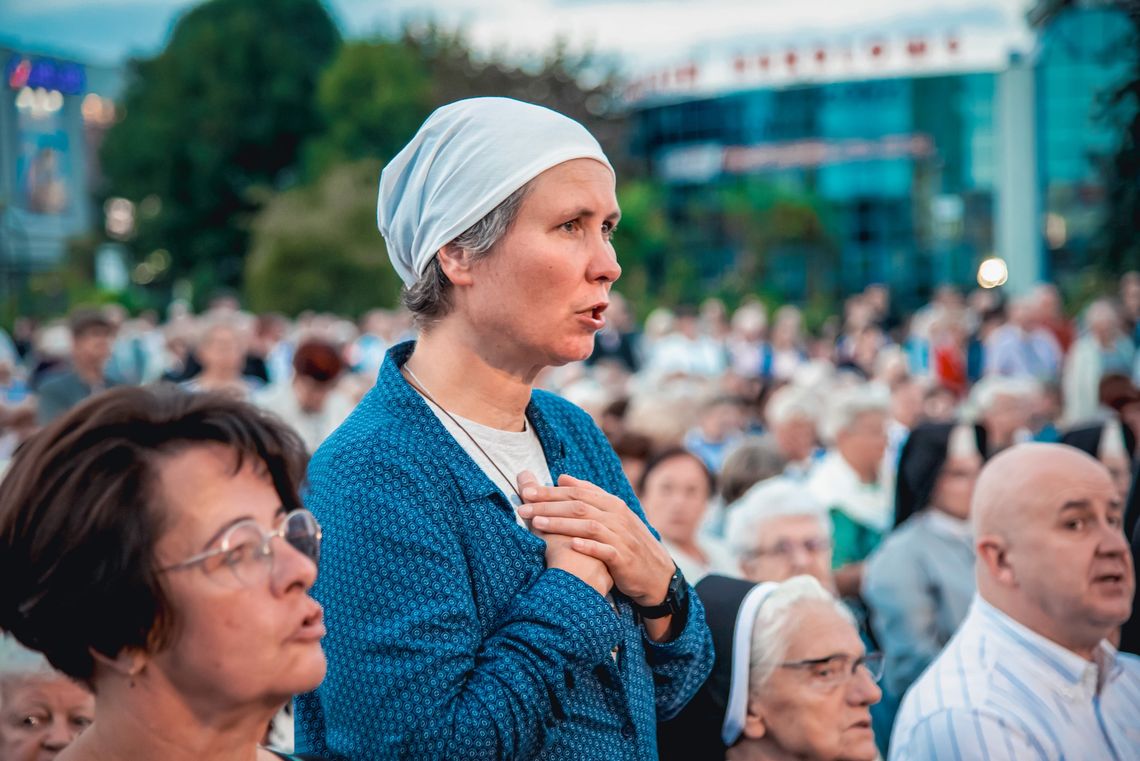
[726,477,831,557]
[1083,299,1119,330]
[747,575,855,695]
[765,385,820,427]
[965,376,1039,419]
[732,303,768,334]
[0,636,57,698]
[818,383,890,443]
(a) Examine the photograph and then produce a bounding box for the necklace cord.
[402,364,525,502]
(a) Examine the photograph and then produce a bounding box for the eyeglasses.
[748,537,832,559]
[161,509,321,587]
[780,652,885,691]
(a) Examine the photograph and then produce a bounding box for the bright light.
[1045,213,1067,250]
[977,257,1008,289]
[105,197,136,240]
[82,93,117,126]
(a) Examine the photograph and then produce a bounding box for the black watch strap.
[632,564,688,620]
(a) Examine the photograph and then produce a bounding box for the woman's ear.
[742,706,767,740]
[90,646,148,679]
[436,244,475,287]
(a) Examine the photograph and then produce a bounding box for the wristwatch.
[632,564,689,620]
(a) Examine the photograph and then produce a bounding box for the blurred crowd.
[2,273,1140,759]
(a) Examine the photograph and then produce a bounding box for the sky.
[0,0,1036,75]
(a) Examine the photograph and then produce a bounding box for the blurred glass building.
[626,1,1136,306]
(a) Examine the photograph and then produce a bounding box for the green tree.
[100,0,340,297]
[304,26,629,178]
[303,39,435,177]
[245,160,401,315]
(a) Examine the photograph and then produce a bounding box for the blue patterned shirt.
[296,341,713,760]
[889,595,1140,760]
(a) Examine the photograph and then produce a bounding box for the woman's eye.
[20,715,42,728]
[72,716,94,730]
[224,541,257,566]
[561,220,579,233]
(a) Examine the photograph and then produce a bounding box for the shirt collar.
[974,595,1119,698]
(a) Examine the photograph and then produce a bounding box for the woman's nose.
[588,237,621,284]
[271,536,319,595]
[848,666,883,706]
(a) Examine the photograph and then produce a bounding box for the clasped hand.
[516,471,674,608]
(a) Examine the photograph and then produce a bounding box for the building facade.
[626,3,1134,307]
[0,46,120,315]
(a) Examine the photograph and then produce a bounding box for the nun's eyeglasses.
[780,652,885,690]
[161,509,321,587]
[748,537,832,559]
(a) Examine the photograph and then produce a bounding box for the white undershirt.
[425,406,553,526]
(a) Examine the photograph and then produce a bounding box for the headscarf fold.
[377,97,614,287]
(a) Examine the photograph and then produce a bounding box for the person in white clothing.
[889,443,1140,760]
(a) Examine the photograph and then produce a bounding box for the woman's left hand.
[518,474,675,607]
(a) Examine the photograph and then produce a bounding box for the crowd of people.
[1,97,1138,761]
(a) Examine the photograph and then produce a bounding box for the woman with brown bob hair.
[0,385,326,761]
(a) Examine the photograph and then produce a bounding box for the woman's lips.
[290,605,326,642]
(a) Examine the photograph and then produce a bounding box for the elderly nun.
[295,98,713,760]
[659,575,883,761]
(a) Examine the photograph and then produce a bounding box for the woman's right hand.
[542,532,614,597]
[518,471,612,597]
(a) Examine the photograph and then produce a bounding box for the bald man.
[889,443,1140,761]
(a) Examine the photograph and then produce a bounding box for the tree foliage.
[1097,6,1140,271]
[302,26,629,178]
[99,0,340,297]
[245,159,399,316]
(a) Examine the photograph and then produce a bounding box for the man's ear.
[976,533,1015,586]
[741,705,767,740]
[436,244,475,287]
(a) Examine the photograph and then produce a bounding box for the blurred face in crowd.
[771,315,801,349]
[930,452,983,521]
[983,392,1031,449]
[923,387,958,423]
[1121,275,1140,317]
[890,380,924,430]
[771,416,817,463]
[71,326,113,373]
[1099,448,1132,502]
[197,325,246,377]
[743,601,881,761]
[700,400,744,443]
[640,453,710,547]
[835,411,887,482]
[149,445,326,712]
[446,158,620,369]
[977,446,1133,654]
[0,674,93,761]
[1088,312,1119,346]
[739,515,834,591]
[293,376,336,414]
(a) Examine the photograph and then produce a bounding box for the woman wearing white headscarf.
[295,98,713,760]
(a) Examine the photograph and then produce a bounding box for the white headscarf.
[377,97,614,287]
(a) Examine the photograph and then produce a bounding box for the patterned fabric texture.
[296,341,714,760]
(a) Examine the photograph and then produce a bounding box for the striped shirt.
[889,595,1140,760]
